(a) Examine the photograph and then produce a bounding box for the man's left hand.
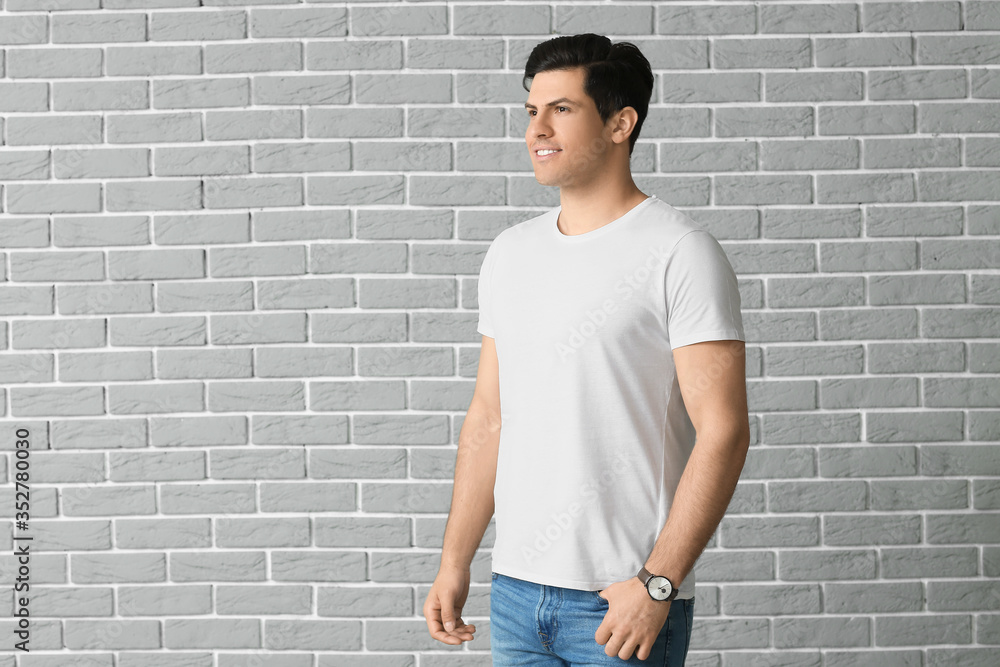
[594,576,671,661]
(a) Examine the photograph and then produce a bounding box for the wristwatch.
[636,565,678,602]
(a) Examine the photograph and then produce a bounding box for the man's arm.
[440,334,502,571]
[642,338,750,587]
[424,335,501,646]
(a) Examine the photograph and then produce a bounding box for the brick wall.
[0,1,998,665]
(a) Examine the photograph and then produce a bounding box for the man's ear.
[611,106,639,146]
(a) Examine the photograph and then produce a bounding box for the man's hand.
[423,566,478,645]
[594,576,671,661]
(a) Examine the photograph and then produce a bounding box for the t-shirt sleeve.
[664,229,745,350]
[476,238,498,338]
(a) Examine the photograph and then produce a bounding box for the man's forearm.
[643,427,750,587]
[439,406,501,571]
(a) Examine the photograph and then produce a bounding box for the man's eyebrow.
[524,97,580,110]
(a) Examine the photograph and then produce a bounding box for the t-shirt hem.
[669,329,744,350]
[490,563,695,599]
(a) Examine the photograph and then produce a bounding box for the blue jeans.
[490,571,694,666]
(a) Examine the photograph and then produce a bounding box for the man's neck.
[556,183,649,237]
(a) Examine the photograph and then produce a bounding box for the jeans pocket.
[595,589,609,606]
[492,571,499,581]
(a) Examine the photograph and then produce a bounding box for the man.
[424,33,749,666]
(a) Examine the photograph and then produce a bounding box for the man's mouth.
[535,149,562,159]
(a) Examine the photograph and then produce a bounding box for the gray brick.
[110,450,204,482]
[825,582,924,614]
[742,447,815,479]
[261,481,354,513]
[865,137,961,169]
[765,3,858,32]
[156,280,253,313]
[157,348,253,380]
[918,35,1000,65]
[974,480,1000,509]
[868,342,964,374]
[208,447,305,479]
[762,412,861,445]
[824,514,922,545]
[869,69,966,100]
[769,480,867,512]
[0,216,49,246]
[925,378,1000,407]
[160,482,255,515]
[722,584,820,616]
[10,386,105,417]
[716,107,813,137]
[968,138,1000,167]
[768,277,863,308]
[819,308,918,340]
[868,411,964,442]
[51,418,146,450]
[927,514,1000,544]
[871,274,965,306]
[70,553,165,584]
[170,552,267,583]
[779,549,877,580]
[30,520,111,551]
[867,205,962,237]
[762,207,861,238]
[721,516,819,547]
[876,614,971,646]
[164,619,260,649]
[154,77,248,110]
[155,213,250,245]
[216,517,309,548]
[688,618,770,650]
[774,616,869,648]
[927,648,1000,667]
[116,518,211,549]
[879,547,979,579]
[272,551,366,583]
[217,584,311,615]
[766,345,863,376]
[42,347,124,389]
[816,37,912,67]
[872,479,968,510]
[63,484,155,516]
[207,380,305,412]
[250,7,346,39]
[211,313,306,345]
[922,240,1000,269]
[315,517,410,548]
[151,415,246,447]
[118,585,212,616]
[767,72,863,102]
[818,173,915,204]
[864,2,961,31]
[818,446,917,478]
[64,619,160,650]
[820,104,915,135]
[310,447,406,479]
[820,377,918,409]
[658,4,755,34]
[109,382,204,414]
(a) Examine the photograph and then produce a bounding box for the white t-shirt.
[476,194,745,598]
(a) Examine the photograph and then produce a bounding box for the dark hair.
[522,33,654,156]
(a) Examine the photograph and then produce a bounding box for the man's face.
[524,67,617,188]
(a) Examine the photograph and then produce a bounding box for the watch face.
[647,576,673,601]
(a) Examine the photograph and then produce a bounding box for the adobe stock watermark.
[520,451,632,566]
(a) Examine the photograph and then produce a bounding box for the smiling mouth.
[535,150,562,159]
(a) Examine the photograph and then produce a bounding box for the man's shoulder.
[490,206,557,247]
